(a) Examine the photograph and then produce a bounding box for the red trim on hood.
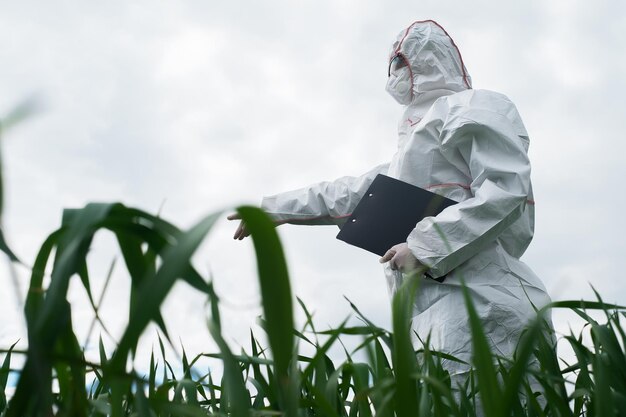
[393,19,471,90]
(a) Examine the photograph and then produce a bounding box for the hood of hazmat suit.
[260,20,551,379]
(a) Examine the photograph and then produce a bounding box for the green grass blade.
[0,340,18,412]
[352,362,373,417]
[148,349,157,399]
[593,349,615,416]
[546,300,626,311]
[390,273,420,417]
[499,314,545,415]
[324,365,344,414]
[460,280,502,417]
[110,211,221,370]
[297,296,319,340]
[53,303,89,417]
[158,333,176,382]
[249,330,275,406]
[236,206,298,415]
[84,258,117,348]
[207,319,251,417]
[23,229,63,328]
[0,228,20,262]
[236,206,293,373]
[76,259,95,310]
[590,322,626,392]
[9,201,119,417]
[103,212,210,294]
[302,318,349,381]
[133,383,153,417]
[301,378,342,417]
[344,296,392,348]
[206,282,222,331]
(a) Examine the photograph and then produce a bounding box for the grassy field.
[0,202,623,416]
[1,103,625,416]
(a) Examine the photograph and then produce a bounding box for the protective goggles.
[388,54,408,76]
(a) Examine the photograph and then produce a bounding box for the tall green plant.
[10,204,215,416]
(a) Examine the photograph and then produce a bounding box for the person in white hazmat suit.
[229,20,551,389]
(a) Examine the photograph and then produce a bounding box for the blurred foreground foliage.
[0,103,625,416]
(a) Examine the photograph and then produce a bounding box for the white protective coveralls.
[261,20,551,380]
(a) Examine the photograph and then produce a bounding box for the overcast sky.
[1,0,625,375]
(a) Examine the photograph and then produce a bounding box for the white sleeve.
[261,163,389,226]
[407,107,532,277]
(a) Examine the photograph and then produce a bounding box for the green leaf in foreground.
[391,272,420,417]
[0,340,18,413]
[236,205,298,415]
[460,279,502,417]
[0,228,19,262]
[110,210,222,371]
[207,313,251,416]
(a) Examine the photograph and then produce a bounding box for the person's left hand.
[227,213,250,240]
[227,212,286,240]
[379,242,421,272]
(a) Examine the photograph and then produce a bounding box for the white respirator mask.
[386,56,413,105]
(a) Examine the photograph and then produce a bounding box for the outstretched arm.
[260,163,389,226]
[229,163,389,239]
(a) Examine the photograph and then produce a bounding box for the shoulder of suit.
[441,89,516,111]
[437,89,529,138]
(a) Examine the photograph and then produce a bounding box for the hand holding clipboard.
[336,174,456,279]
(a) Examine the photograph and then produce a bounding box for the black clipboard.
[336,174,457,257]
